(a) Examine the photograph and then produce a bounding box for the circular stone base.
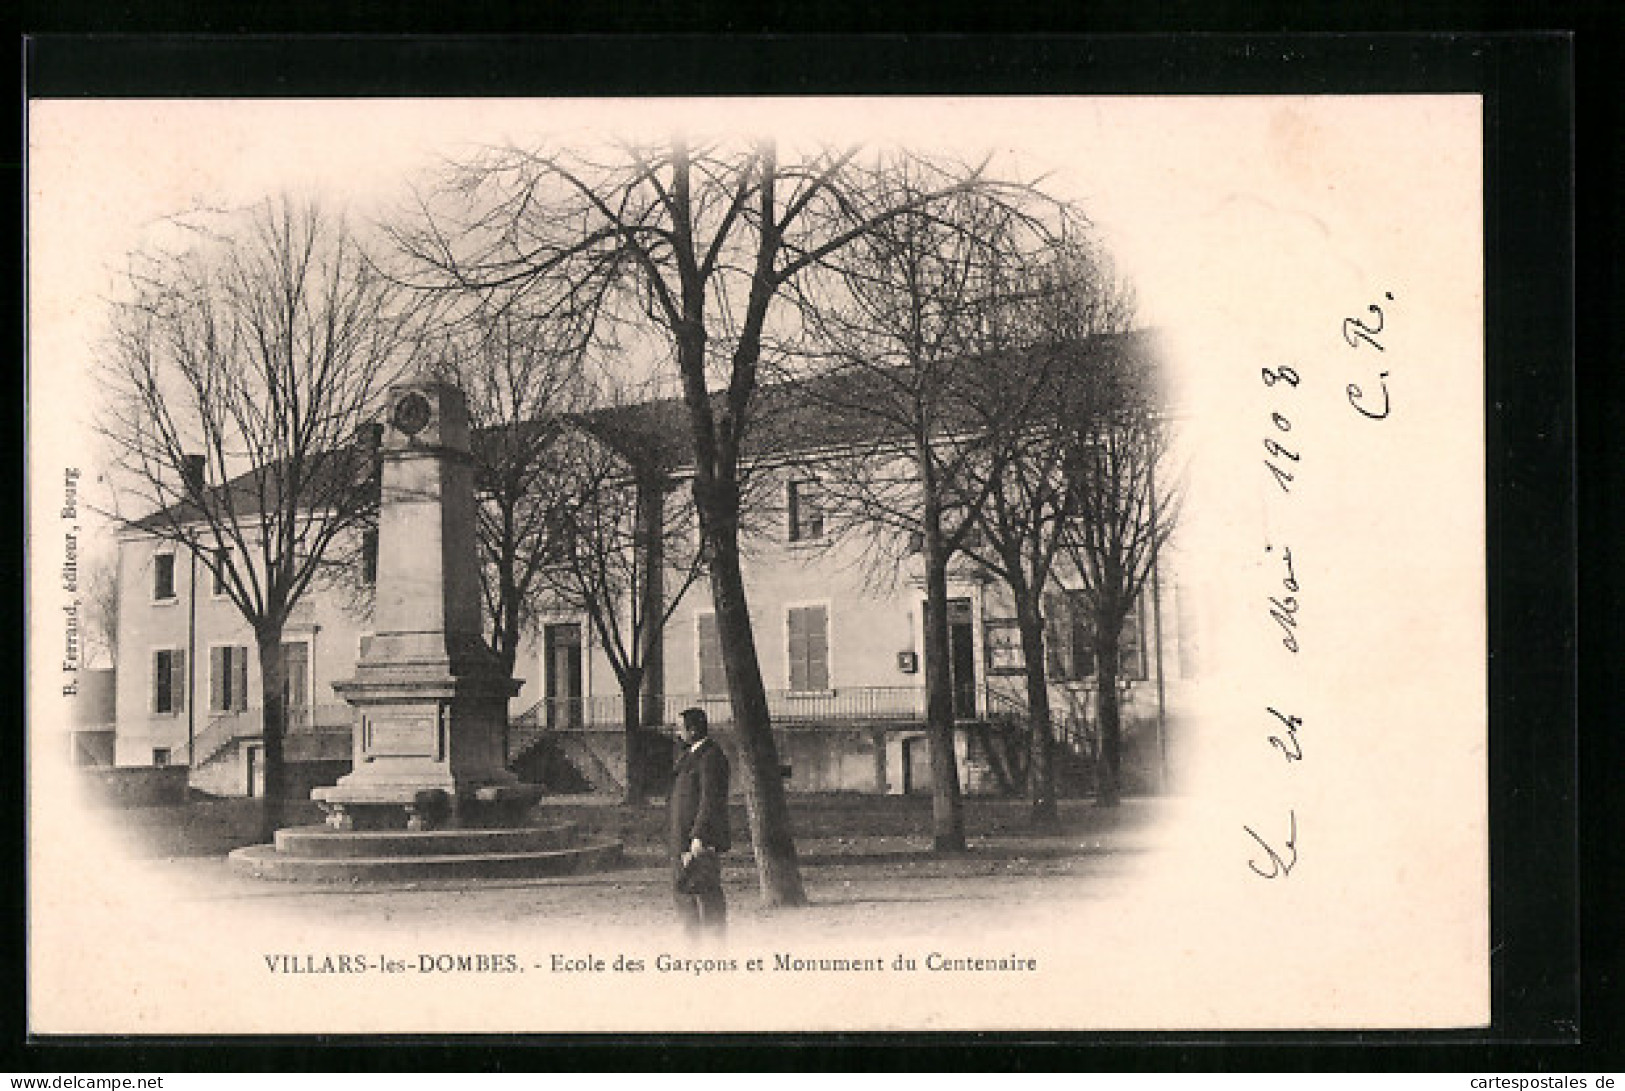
[229,817,622,882]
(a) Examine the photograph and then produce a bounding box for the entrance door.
[545,624,583,728]
[948,599,977,720]
[903,736,934,794]
[923,597,978,721]
[245,743,265,798]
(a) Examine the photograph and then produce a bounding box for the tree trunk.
[619,666,646,805]
[920,555,968,853]
[707,529,808,906]
[254,628,288,843]
[1095,626,1123,808]
[1015,593,1058,828]
[634,472,666,803]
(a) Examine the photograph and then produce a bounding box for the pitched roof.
[131,329,1162,525]
[129,453,369,533]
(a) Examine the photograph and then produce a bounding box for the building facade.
[111,344,1200,799]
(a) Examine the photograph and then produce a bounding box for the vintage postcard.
[26,94,1488,1035]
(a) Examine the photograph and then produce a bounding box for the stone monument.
[230,372,621,880]
[313,374,535,830]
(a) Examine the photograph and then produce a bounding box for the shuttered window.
[211,646,251,712]
[153,649,186,714]
[787,605,830,693]
[696,613,727,696]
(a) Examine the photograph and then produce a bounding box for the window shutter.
[235,647,250,711]
[787,610,807,691]
[153,651,166,713]
[211,647,226,712]
[171,650,186,713]
[1120,603,1146,680]
[788,606,829,691]
[807,607,829,691]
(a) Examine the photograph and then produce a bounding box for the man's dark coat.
[668,736,731,854]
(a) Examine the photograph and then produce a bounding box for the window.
[983,620,1025,674]
[1044,592,1147,682]
[281,641,311,712]
[152,748,172,767]
[210,645,251,712]
[152,649,186,714]
[786,605,830,692]
[1120,603,1148,681]
[152,553,176,602]
[211,548,230,596]
[788,480,824,542]
[696,613,727,696]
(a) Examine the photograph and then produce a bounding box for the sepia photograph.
[26,89,1492,1036]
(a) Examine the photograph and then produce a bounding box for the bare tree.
[541,399,705,803]
[1058,341,1181,807]
[81,553,120,669]
[435,308,598,682]
[787,174,1062,851]
[958,242,1139,827]
[392,137,1000,904]
[98,196,423,841]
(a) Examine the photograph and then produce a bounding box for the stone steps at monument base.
[226,839,625,883]
[272,823,583,859]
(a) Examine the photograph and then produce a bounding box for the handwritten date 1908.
[1260,365,1300,493]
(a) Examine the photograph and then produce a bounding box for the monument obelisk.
[315,373,535,830]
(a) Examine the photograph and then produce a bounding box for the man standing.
[669,706,730,933]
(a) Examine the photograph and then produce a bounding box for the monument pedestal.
[313,644,537,830]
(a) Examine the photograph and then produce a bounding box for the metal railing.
[514,686,942,732]
[661,686,934,725]
[187,704,353,769]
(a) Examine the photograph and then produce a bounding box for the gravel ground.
[103,793,1172,938]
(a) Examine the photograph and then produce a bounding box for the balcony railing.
[514,686,943,732]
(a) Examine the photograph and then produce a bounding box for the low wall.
[525,709,1179,800]
[78,765,191,808]
[545,723,1003,797]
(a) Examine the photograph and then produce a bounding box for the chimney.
[181,454,206,495]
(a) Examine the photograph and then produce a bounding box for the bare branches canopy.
[99,195,428,839]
